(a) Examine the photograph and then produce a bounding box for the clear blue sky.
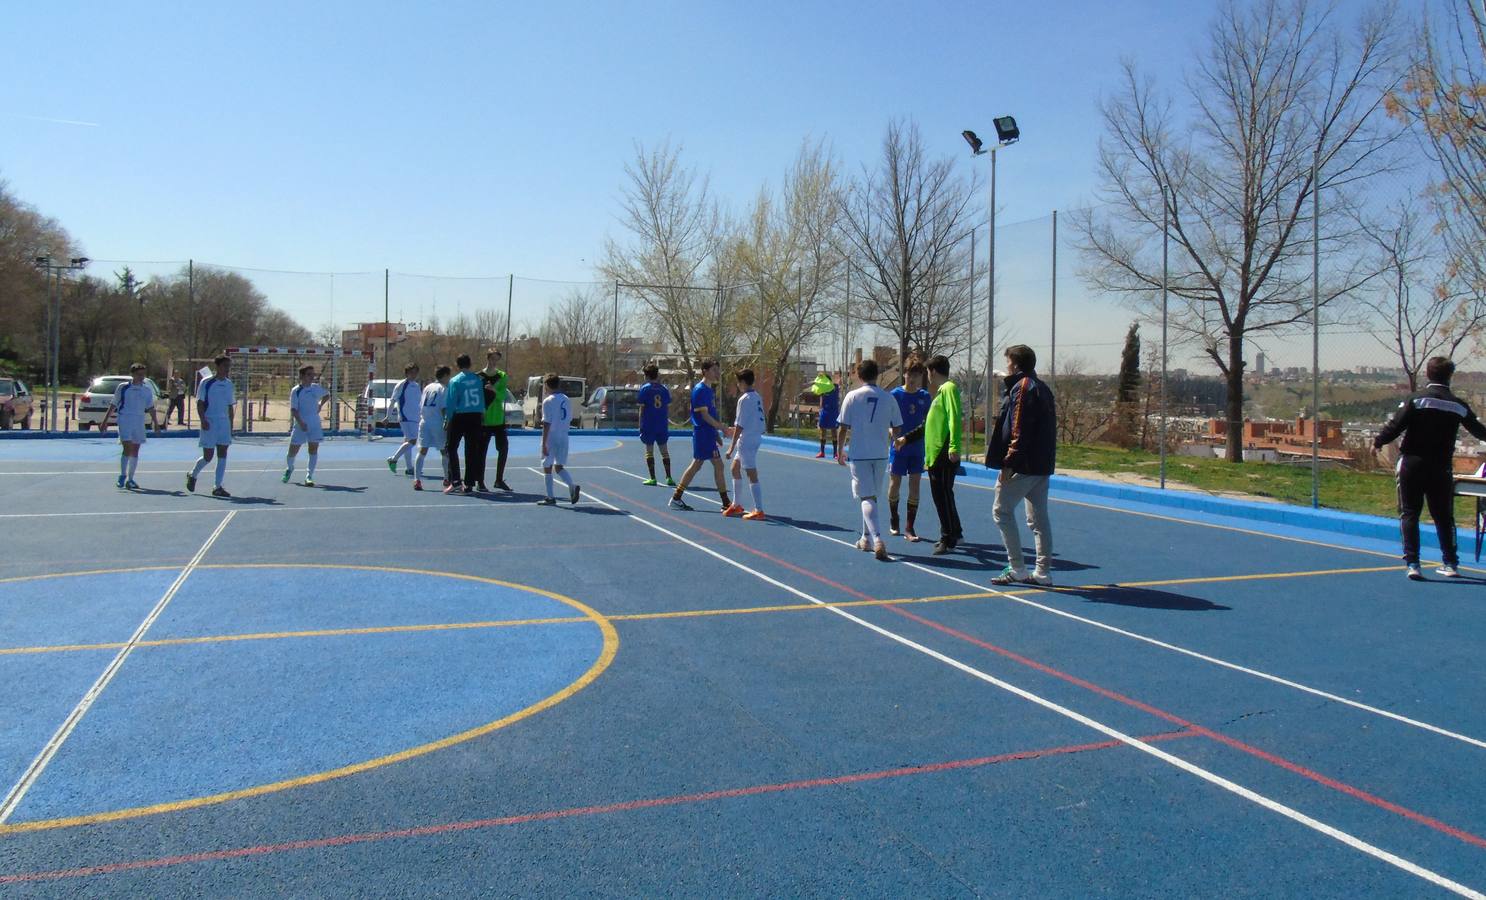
[0,0,1369,365]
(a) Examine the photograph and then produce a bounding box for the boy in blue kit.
[889,358,931,541]
[811,372,840,458]
[637,363,674,486]
[668,359,733,512]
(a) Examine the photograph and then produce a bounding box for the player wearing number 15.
[443,355,485,495]
[836,359,903,561]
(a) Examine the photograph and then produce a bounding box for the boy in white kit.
[188,355,236,498]
[283,365,329,486]
[724,368,766,520]
[113,363,162,490]
[413,365,451,491]
[386,363,422,476]
[536,372,580,506]
[835,359,902,561]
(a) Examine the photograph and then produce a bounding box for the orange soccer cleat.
[742,509,766,521]
[722,503,745,517]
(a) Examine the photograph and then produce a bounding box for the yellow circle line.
[0,566,179,586]
[0,565,619,835]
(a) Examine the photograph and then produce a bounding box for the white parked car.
[523,375,587,428]
[77,375,164,431]
[363,379,400,426]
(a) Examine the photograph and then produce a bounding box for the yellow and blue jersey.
[891,387,931,456]
[638,382,671,437]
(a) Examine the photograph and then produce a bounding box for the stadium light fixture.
[962,130,985,156]
[961,115,1020,421]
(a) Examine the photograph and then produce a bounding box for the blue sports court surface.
[0,432,1483,897]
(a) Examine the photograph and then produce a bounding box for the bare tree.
[1075,0,1404,461]
[536,288,610,386]
[840,119,980,371]
[603,141,722,381]
[1055,357,1115,444]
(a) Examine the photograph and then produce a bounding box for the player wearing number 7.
[836,358,902,561]
[724,368,766,519]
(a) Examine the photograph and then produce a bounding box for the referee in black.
[1373,356,1486,580]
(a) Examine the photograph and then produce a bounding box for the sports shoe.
[413,479,423,491]
[874,541,891,562]
[535,497,557,506]
[212,486,231,498]
[1406,564,1424,581]
[496,481,512,492]
[664,477,676,487]
[814,451,825,459]
[443,481,462,494]
[304,477,315,487]
[723,504,745,517]
[462,484,474,494]
[668,496,693,511]
[570,484,581,505]
[743,510,766,521]
[904,529,921,543]
[282,468,292,483]
[117,475,127,489]
[889,510,900,535]
[1025,571,1054,586]
[125,479,139,490]
[1437,564,1460,578]
[386,458,397,473]
[406,469,415,478]
[991,566,1029,586]
[186,473,197,493]
[476,483,488,492]
[643,477,658,486]
[856,536,872,552]
[932,541,950,556]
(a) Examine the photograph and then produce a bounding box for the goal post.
[222,346,375,436]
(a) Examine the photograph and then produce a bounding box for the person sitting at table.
[1373,356,1486,581]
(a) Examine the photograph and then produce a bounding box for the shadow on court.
[130,488,187,498]
[309,484,369,493]
[1054,584,1233,612]
[768,514,854,534]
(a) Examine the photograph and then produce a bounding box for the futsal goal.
[216,346,376,435]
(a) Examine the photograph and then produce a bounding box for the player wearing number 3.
[836,359,903,561]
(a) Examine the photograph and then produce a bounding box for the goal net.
[218,346,375,436]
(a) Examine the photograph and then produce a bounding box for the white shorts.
[290,421,324,445]
[117,418,148,445]
[733,440,761,471]
[849,458,886,500]
[399,421,419,441]
[199,419,233,448]
[543,433,570,469]
[418,420,445,450]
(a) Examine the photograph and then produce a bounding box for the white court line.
[606,465,1486,752]
[0,501,548,520]
[0,465,622,477]
[0,512,238,824]
[574,473,1482,898]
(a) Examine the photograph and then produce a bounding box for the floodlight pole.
[1311,151,1321,509]
[1160,187,1170,490]
[985,145,996,423]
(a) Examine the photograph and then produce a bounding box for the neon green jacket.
[480,369,508,426]
[923,380,963,466]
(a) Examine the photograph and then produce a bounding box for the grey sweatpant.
[993,472,1053,575]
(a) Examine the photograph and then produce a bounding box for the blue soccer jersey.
[691,381,716,429]
[892,386,932,435]
[638,382,671,441]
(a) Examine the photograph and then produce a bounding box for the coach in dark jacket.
[985,344,1056,585]
[1373,356,1486,580]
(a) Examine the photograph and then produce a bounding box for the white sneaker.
[1406,564,1424,581]
[1437,565,1460,578]
[1025,571,1053,586]
[991,566,1029,586]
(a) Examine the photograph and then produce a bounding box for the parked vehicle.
[0,377,34,429]
[523,375,587,427]
[581,386,642,428]
[77,375,164,430]
[363,379,400,426]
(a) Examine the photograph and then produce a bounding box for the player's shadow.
[768,514,854,534]
[914,543,1099,575]
[310,484,367,493]
[1051,584,1232,612]
[472,490,546,504]
[213,495,279,506]
[570,505,626,516]
[131,487,186,498]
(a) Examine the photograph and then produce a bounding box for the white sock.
[120,454,129,478]
[750,481,763,511]
[557,470,574,488]
[285,453,295,474]
[862,498,881,543]
[732,476,742,503]
[415,453,425,480]
[191,456,209,478]
[127,456,138,480]
[215,455,227,488]
[545,472,555,497]
[400,441,416,467]
[307,452,317,477]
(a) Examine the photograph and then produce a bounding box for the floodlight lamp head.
[34,255,50,267]
[993,116,1020,145]
[961,130,985,155]
[71,257,89,266]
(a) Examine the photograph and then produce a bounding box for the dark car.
[582,386,642,428]
[0,377,34,429]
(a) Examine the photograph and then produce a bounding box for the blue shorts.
[818,416,837,430]
[692,427,720,461]
[890,449,925,476]
[640,427,669,446]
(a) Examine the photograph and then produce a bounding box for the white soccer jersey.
[838,384,903,461]
[734,390,765,446]
[391,377,422,425]
[289,383,328,428]
[542,392,572,437]
[419,382,447,425]
[113,381,156,422]
[197,376,235,422]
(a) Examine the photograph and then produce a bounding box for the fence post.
[1311,151,1321,509]
[1161,187,1170,490]
[1050,209,1057,392]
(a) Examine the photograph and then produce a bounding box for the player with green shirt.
[479,348,512,492]
[895,354,963,555]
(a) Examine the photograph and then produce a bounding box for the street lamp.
[33,255,89,431]
[963,116,1018,423]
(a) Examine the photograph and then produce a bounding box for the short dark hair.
[926,355,950,377]
[129,362,146,372]
[404,362,419,374]
[214,355,231,367]
[643,363,659,380]
[298,365,314,377]
[735,368,755,386]
[434,365,452,379]
[544,372,561,389]
[1005,344,1037,373]
[905,360,927,381]
[1426,356,1456,385]
[857,359,879,382]
[456,354,472,369]
[486,348,502,359]
[700,359,718,373]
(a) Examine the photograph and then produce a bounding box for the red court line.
[0,730,1193,885]
[591,478,1486,854]
[888,605,1486,852]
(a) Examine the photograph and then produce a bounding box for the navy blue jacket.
[986,371,1057,476]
